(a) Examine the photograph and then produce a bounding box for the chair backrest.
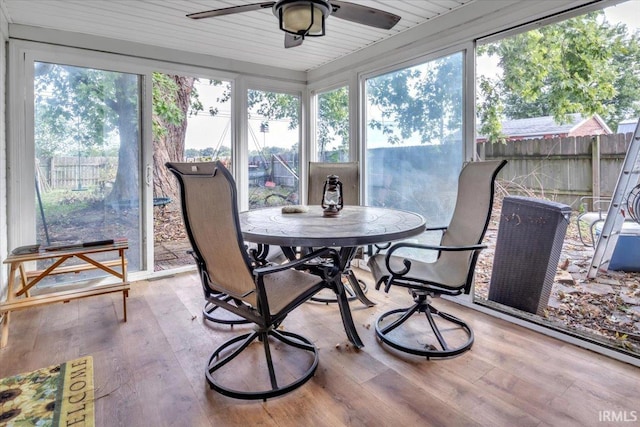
[308,162,359,206]
[437,160,507,288]
[166,161,257,306]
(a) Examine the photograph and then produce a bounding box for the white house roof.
[474,113,614,141]
[499,113,611,138]
[617,118,639,134]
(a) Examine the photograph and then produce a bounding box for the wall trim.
[9,24,307,84]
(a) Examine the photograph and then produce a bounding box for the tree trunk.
[106,74,195,207]
[153,75,196,203]
[107,73,141,205]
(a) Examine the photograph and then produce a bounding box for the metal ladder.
[588,120,640,278]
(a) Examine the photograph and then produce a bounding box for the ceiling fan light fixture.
[187,0,401,49]
[275,0,330,37]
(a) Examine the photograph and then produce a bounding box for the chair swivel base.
[205,328,319,401]
[202,293,251,325]
[375,297,474,359]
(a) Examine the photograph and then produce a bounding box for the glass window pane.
[34,62,142,285]
[317,86,349,162]
[247,89,300,209]
[365,52,464,244]
[184,79,232,166]
[474,1,640,357]
[152,76,232,271]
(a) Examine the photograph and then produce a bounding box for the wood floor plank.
[475,366,585,426]
[120,288,211,426]
[0,307,44,376]
[312,363,430,426]
[548,380,636,427]
[371,370,475,426]
[92,345,143,427]
[31,311,81,369]
[1,269,639,427]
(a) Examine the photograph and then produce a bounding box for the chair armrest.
[579,196,611,203]
[387,242,487,256]
[253,247,340,278]
[368,227,448,256]
[368,242,390,255]
[578,196,612,213]
[385,242,487,276]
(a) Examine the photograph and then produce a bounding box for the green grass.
[249,185,298,208]
[39,187,102,219]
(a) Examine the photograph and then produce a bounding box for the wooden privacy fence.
[37,156,116,191]
[478,133,634,208]
[37,135,633,208]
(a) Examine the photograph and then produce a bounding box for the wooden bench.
[0,283,129,312]
[1,240,129,348]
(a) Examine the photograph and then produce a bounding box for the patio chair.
[367,160,507,358]
[308,161,360,206]
[576,196,614,247]
[307,162,367,303]
[167,161,353,400]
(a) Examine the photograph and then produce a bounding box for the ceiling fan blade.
[187,2,275,19]
[284,33,304,49]
[330,1,401,29]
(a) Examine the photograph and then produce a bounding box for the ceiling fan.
[187,0,401,48]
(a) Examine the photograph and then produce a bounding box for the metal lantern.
[322,174,343,217]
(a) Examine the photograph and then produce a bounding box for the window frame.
[241,77,306,211]
[8,40,151,277]
[358,43,476,206]
[6,40,307,278]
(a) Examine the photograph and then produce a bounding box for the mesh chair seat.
[202,244,286,325]
[369,252,470,294]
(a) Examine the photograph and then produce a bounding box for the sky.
[604,0,640,30]
[184,81,299,153]
[477,1,640,77]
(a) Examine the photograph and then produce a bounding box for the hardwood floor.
[1,269,639,427]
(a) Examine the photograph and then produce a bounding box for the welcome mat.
[0,356,94,426]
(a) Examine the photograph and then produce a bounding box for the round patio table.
[239,205,426,306]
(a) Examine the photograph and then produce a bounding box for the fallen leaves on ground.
[475,195,640,353]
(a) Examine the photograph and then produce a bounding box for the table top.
[239,205,425,247]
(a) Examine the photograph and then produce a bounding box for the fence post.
[477,141,486,160]
[49,157,55,189]
[592,135,601,206]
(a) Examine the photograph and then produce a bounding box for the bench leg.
[123,290,128,322]
[1,311,10,349]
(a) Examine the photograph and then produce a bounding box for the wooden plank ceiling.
[3,0,474,71]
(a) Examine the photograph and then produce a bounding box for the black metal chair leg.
[377,302,421,335]
[262,332,278,392]
[424,305,449,351]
